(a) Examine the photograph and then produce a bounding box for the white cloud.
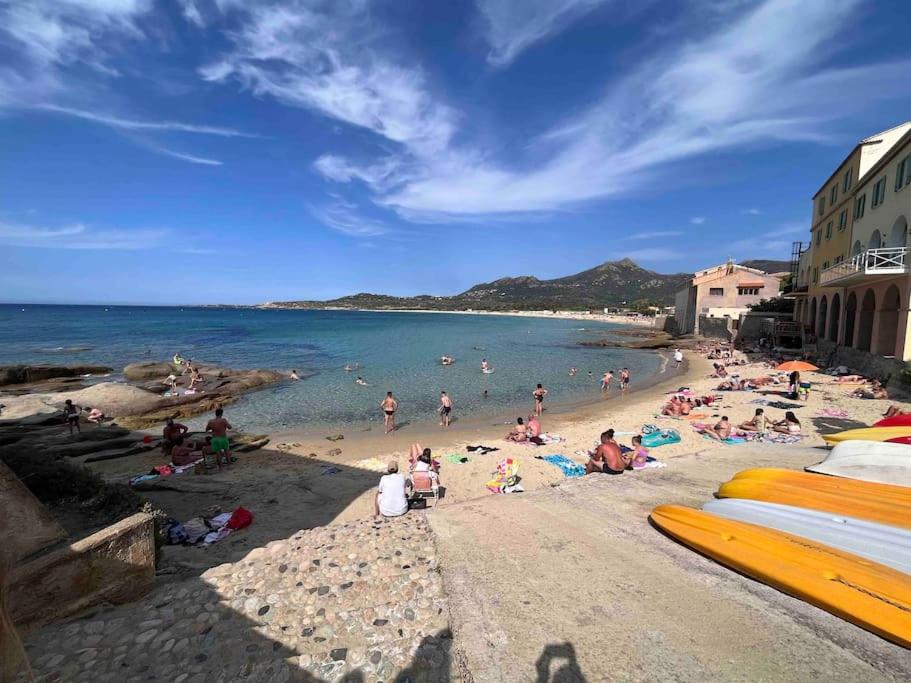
[178,0,206,27]
[627,230,684,240]
[309,199,390,237]
[36,104,258,137]
[690,216,706,225]
[0,220,168,250]
[275,0,909,224]
[476,0,611,67]
[148,146,223,166]
[742,207,762,215]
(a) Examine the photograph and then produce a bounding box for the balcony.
[819,247,908,286]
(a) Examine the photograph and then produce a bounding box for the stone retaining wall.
[10,512,155,629]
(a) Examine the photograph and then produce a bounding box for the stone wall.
[697,315,732,340]
[0,461,67,564]
[817,340,909,390]
[10,512,155,629]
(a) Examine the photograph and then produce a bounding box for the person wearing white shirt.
[375,461,408,518]
[674,349,684,368]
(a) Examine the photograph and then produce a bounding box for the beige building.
[675,261,783,335]
[795,121,911,359]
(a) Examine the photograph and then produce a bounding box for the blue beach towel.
[540,454,586,478]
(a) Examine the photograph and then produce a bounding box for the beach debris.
[326,434,345,441]
[327,448,342,457]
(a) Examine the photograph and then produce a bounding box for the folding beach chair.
[409,470,439,508]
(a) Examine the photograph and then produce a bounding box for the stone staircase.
[20,514,456,682]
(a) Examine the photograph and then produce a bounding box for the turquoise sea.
[0,305,663,433]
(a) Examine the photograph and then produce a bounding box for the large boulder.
[122,362,177,381]
[0,365,112,386]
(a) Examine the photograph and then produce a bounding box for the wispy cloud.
[476,0,611,67]
[0,221,168,250]
[742,207,762,215]
[624,248,678,262]
[690,216,706,225]
[36,104,258,138]
[268,0,909,223]
[309,200,390,238]
[149,146,223,166]
[627,230,684,240]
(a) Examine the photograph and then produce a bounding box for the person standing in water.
[481,358,489,372]
[600,370,614,392]
[439,391,453,428]
[620,368,631,392]
[381,391,398,434]
[532,383,548,416]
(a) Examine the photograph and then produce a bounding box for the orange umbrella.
[776,360,819,372]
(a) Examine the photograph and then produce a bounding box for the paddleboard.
[731,468,911,502]
[806,441,911,487]
[889,436,911,445]
[716,478,911,530]
[703,498,911,575]
[651,505,911,647]
[822,426,911,445]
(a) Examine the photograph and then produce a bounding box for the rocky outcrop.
[0,365,113,386]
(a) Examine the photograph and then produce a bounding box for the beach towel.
[700,434,747,445]
[486,458,521,493]
[761,432,805,444]
[633,456,667,470]
[818,407,849,418]
[467,445,499,455]
[750,398,803,410]
[539,454,586,478]
[445,453,471,464]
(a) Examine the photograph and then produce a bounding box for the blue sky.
[2,0,911,305]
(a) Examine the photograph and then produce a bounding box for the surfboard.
[650,504,911,647]
[716,478,911,530]
[806,441,911,487]
[702,498,911,575]
[822,426,911,445]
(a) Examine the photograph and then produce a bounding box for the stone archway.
[817,296,828,339]
[857,289,876,352]
[889,216,908,247]
[869,230,882,249]
[876,284,901,356]
[808,297,817,333]
[844,292,857,347]
[852,240,863,256]
[828,293,841,342]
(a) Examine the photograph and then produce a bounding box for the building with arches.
[799,121,911,360]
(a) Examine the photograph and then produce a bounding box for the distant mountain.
[740,259,791,274]
[263,258,692,311]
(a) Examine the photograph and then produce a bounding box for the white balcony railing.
[819,247,908,286]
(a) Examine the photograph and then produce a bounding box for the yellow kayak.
[650,504,911,647]
[716,479,911,530]
[823,426,911,445]
[732,468,911,502]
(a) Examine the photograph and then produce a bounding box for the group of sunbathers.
[505,413,542,443]
[661,392,720,416]
[851,379,889,400]
[698,408,800,440]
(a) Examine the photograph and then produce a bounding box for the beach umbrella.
[776,360,819,372]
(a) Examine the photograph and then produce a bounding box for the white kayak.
[806,439,911,487]
[702,498,911,575]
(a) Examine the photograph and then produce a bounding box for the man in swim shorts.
[205,407,233,468]
[620,368,630,391]
[381,392,398,434]
[586,429,627,474]
[439,391,452,428]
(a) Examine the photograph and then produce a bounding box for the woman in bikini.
[772,411,801,435]
[532,383,547,416]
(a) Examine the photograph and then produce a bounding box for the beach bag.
[227,506,253,530]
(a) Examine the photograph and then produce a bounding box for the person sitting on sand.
[662,395,682,416]
[883,405,911,418]
[701,416,732,441]
[526,414,542,439]
[169,438,206,466]
[630,435,650,469]
[205,408,233,467]
[409,444,441,489]
[375,461,409,518]
[711,363,728,378]
[585,429,628,475]
[852,380,889,400]
[63,399,81,434]
[83,406,105,423]
[162,417,189,454]
[506,417,527,442]
[678,398,692,416]
[739,408,768,433]
[773,411,801,435]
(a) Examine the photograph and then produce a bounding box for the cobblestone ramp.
[19,514,455,682]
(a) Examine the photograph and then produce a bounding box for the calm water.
[0,305,662,432]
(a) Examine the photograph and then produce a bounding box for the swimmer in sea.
[356,376,369,386]
[569,367,577,377]
[344,364,353,372]
[381,391,398,434]
[290,370,300,381]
